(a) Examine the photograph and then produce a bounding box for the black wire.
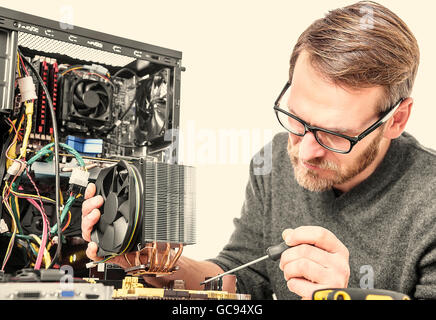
[18,49,62,268]
[104,95,137,134]
[112,67,138,78]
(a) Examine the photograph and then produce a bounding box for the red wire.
[19,54,29,76]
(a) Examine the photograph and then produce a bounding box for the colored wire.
[1,185,18,271]
[19,49,62,269]
[26,199,48,270]
[50,195,75,235]
[16,52,21,77]
[29,234,51,269]
[18,100,34,160]
[8,187,56,204]
[18,53,29,76]
[61,211,72,232]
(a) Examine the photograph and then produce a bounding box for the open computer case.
[0,6,196,280]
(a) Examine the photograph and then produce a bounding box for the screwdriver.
[200,241,290,286]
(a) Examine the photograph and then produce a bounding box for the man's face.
[286,51,387,192]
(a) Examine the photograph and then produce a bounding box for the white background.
[2,0,435,260]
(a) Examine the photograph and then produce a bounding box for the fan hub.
[83,90,100,109]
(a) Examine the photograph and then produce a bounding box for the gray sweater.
[208,132,436,300]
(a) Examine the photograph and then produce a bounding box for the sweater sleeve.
[411,201,436,299]
[207,144,273,299]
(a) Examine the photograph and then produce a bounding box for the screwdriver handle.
[266,241,291,261]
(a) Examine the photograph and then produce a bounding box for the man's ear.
[383,97,413,139]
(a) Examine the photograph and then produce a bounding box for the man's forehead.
[290,51,384,123]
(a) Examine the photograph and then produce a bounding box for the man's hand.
[81,183,104,262]
[279,226,350,299]
[81,183,141,268]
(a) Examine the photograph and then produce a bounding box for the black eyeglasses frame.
[273,81,404,154]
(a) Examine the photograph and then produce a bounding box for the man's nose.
[298,131,327,161]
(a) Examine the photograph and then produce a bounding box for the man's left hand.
[279,226,350,299]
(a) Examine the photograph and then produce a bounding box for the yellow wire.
[6,115,24,169]
[1,185,17,269]
[61,67,83,76]
[18,101,34,160]
[16,52,21,77]
[4,182,56,204]
[29,234,52,269]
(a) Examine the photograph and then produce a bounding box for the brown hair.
[289,1,420,112]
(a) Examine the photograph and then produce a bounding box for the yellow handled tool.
[312,288,410,300]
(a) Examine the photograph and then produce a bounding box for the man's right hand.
[81,183,134,268]
[81,184,224,290]
[81,182,104,262]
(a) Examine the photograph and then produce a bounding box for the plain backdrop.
[1,0,435,261]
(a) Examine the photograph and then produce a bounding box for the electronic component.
[90,159,195,277]
[0,282,113,300]
[0,267,114,300]
[112,276,251,300]
[0,5,184,276]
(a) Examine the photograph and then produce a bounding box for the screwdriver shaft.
[201,255,269,286]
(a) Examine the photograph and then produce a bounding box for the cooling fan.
[91,160,143,257]
[134,69,170,144]
[60,75,113,133]
[71,78,112,121]
[90,158,196,276]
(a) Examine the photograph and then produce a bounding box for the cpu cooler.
[60,75,113,133]
[91,160,141,256]
[90,159,196,275]
[71,79,112,120]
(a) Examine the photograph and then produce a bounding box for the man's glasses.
[273,81,404,154]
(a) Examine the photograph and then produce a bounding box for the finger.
[282,228,293,242]
[287,277,332,300]
[282,257,330,284]
[82,195,104,217]
[84,183,96,200]
[279,244,331,271]
[86,242,103,262]
[284,226,349,257]
[81,208,101,242]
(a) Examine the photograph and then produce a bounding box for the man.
[81,1,436,299]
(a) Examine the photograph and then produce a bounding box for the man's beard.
[287,131,384,192]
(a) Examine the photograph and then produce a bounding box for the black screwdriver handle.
[266,241,291,261]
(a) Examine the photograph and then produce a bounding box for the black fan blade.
[101,192,118,226]
[85,81,99,92]
[94,90,107,97]
[111,166,119,193]
[100,224,115,251]
[75,81,84,98]
[91,102,106,118]
[149,110,165,136]
[118,200,130,220]
[73,92,85,107]
[113,217,128,250]
[101,166,116,198]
